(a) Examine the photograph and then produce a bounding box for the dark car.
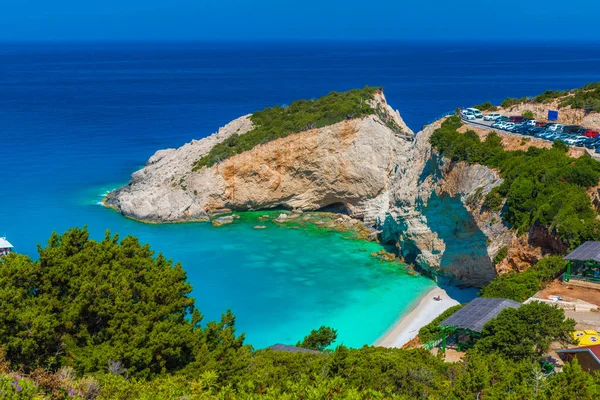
[526,127,543,136]
[563,125,583,134]
[585,138,600,148]
[508,116,524,123]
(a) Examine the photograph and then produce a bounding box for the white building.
[0,238,13,256]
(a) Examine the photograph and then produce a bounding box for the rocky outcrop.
[106,92,413,224]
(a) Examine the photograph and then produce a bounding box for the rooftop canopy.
[563,241,600,262]
[0,238,13,249]
[440,297,521,333]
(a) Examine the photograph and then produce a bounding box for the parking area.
[459,109,600,159]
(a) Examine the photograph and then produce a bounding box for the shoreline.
[375,286,474,348]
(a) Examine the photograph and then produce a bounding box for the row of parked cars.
[460,108,600,152]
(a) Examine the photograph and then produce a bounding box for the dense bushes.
[473,101,497,111]
[500,96,527,108]
[193,87,380,170]
[480,256,567,301]
[0,228,248,380]
[430,116,600,248]
[560,84,600,112]
[534,89,569,104]
[0,228,595,399]
[474,301,575,361]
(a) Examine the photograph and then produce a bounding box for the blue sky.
[1,0,598,41]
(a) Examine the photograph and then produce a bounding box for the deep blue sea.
[2,41,600,348]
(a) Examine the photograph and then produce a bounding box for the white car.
[503,122,515,130]
[526,120,538,126]
[465,114,476,121]
[484,113,502,121]
[563,136,581,145]
[547,124,564,132]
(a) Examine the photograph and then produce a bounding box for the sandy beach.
[375,286,472,348]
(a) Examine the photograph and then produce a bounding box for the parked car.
[526,119,539,126]
[544,123,564,132]
[465,108,483,119]
[503,122,516,131]
[584,138,600,148]
[491,121,504,128]
[563,125,583,134]
[484,113,502,121]
[564,136,587,146]
[508,116,524,123]
[582,129,599,138]
[525,127,543,136]
[465,114,476,121]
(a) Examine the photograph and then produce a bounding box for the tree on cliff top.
[297,326,338,351]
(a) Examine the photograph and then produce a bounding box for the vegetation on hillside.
[560,82,600,112]
[472,101,497,111]
[480,256,567,301]
[494,82,600,111]
[193,87,381,170]
[430,116,600,248]
[0,228,591,399]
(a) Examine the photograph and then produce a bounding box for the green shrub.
[480,256,567,301]
[193,87,381,170]
[473,101,497,111]
[521,110,534,118]
[500,97,526,108]
[418,304,464,343]
[534,90,568,104]
[474,301,575,361]
[493,246,508,264]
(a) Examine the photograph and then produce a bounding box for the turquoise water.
[86,207,436,348]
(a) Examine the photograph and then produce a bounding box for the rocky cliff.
[106,92,413,225]
[106,92,547,287]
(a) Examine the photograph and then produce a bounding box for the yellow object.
[572,330,600,346]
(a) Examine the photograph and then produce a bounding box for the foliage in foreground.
[480,256,567,301]
[0,228,248,380]
[0,228,593,399]
[193,86,381,170]
[430,116,600,248]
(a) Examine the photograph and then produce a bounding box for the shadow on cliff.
[420,192,496,287]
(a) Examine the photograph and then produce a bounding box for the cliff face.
[107,94,555,287]
[106,93,413,224]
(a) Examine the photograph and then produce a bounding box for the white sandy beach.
[375,287,472,348]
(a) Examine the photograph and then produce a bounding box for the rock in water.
[212,216,234,227]
[274,214,289,223]
[253,225,267,230]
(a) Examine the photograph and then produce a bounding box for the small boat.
[0,237,13,256]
